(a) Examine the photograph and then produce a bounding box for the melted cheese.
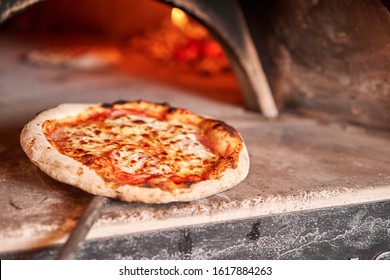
[48,110,219,187]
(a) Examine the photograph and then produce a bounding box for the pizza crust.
[20,103,250,203]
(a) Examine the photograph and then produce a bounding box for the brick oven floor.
[0,32,389,259]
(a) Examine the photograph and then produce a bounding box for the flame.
[171,7,189,29]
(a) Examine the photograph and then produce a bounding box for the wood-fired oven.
[0,0,389,259]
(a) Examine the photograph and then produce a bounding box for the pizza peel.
[56,195,109,260]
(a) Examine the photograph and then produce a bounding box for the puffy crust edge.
[20,103,250,204]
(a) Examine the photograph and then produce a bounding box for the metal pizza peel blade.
[56,195,109,260]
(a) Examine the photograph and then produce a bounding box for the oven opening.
[0,0,244,109]
[1,0,389,261]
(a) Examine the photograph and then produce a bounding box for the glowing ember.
[171,8,189,30]
[129,7,229,74]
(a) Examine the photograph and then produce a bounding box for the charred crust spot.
[115,193,124,200]
[168,107,178,114]
[213,122,237,137]
[113,100,128,105]
[133,120,145,124]
[81,154,95,165]
[157,101,170,107]
[101,100,128,109]
[144,182,153,188]
[184,181,193,187]
[101,102,113,109]
[224,124,237,137]
[212,123,223,129]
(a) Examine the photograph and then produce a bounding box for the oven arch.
[0,0,278,118]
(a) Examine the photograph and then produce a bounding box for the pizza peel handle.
[56,195,109,260]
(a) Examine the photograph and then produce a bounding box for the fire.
[171,8,189,30]
[170,7,207,40]
[128,6,229,74]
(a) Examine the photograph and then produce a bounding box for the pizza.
[22,46,122,70]
[20,100,249,203]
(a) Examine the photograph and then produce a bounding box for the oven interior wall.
[241,0,390,130]
[2,0,169,39]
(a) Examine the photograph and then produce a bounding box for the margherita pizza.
[20,100,249,203]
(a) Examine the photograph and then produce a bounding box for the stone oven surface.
[0,0,389,259]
